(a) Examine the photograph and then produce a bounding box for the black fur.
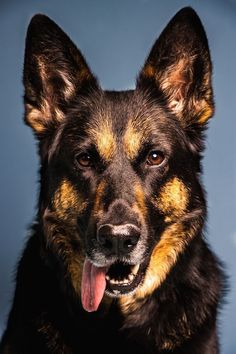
[1,7,225,354]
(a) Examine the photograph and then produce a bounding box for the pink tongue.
[81,258,107,312]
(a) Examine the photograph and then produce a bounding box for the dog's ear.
[24,14,98,136]
[137,7,214,127]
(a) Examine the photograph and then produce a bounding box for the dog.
[0,7,225,354]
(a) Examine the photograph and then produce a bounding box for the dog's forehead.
[83,90,174,159]
[86,90,173,138]
[63,89,182,162]
[100,90,164,130]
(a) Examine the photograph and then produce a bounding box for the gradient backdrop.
[0,0,235,352]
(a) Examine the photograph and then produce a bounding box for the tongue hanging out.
[81,258,107,312]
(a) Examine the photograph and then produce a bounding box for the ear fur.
[24,14,98,136]
[137,7,214,127]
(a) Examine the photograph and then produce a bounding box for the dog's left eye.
[75,152,93,168]
[146,150,165,166]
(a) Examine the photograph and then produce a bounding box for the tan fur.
[154,177,189,221]
[123,121,143,159]
[53,180,87,221]
[142,57,213,125]
[25,87,65,132]
[45,180,108,300]
[43,207,84,297]
[25,99,64,134]
[133,183,147,221]
[26,56,90,134]
[67,253,85,295]
[89,121,116,161]
[58,70,76,100]
[37,56,75,103]
[119,222,196,314]
[158,57,193,117]
[26,105,48,133]
[93,180,106,218]
[37,57,65,125]
[142,63,156,79]
[198,102,213,124]
[61,250,84,301]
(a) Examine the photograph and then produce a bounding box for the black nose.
[97,224,141,256]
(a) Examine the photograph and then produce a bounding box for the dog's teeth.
[128,273,134,281]
[109,277,131,285]
[132,264,140,275]
[105,275,110,281]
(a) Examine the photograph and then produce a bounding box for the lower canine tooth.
[128,274,134,281]
[132,264,140,275]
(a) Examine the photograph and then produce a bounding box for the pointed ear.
[24,14,99,136]
[137,7,214,127]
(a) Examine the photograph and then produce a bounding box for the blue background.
[0,0,235,352]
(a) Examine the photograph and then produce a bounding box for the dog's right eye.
[75,152,93,168]
[146,150,165,167]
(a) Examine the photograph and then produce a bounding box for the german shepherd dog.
[1,7,224,354]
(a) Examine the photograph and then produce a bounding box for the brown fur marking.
[89,121,116,161]
[198,102,213,124]
[119,222,196,313]
[142,63,156,79]
[93,180,106,218]
[142,57,213,125]
[154,177,189,221]
[53,179,87,221]
[133,183,147,221]
[43,208,84,296]
[123,121,143,159]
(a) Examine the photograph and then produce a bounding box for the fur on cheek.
[53,179,87,221]
[153,177,189,222]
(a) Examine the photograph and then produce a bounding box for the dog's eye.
[146,151,165,166]
[75,152,93,168]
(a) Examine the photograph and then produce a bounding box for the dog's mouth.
[105,261,143,295]
[81,258,145,313]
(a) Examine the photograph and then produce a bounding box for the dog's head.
[24,7,213,312]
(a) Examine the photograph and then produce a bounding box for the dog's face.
[24,8,213,312]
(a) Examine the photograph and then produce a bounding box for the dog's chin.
[104,260,148,297]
